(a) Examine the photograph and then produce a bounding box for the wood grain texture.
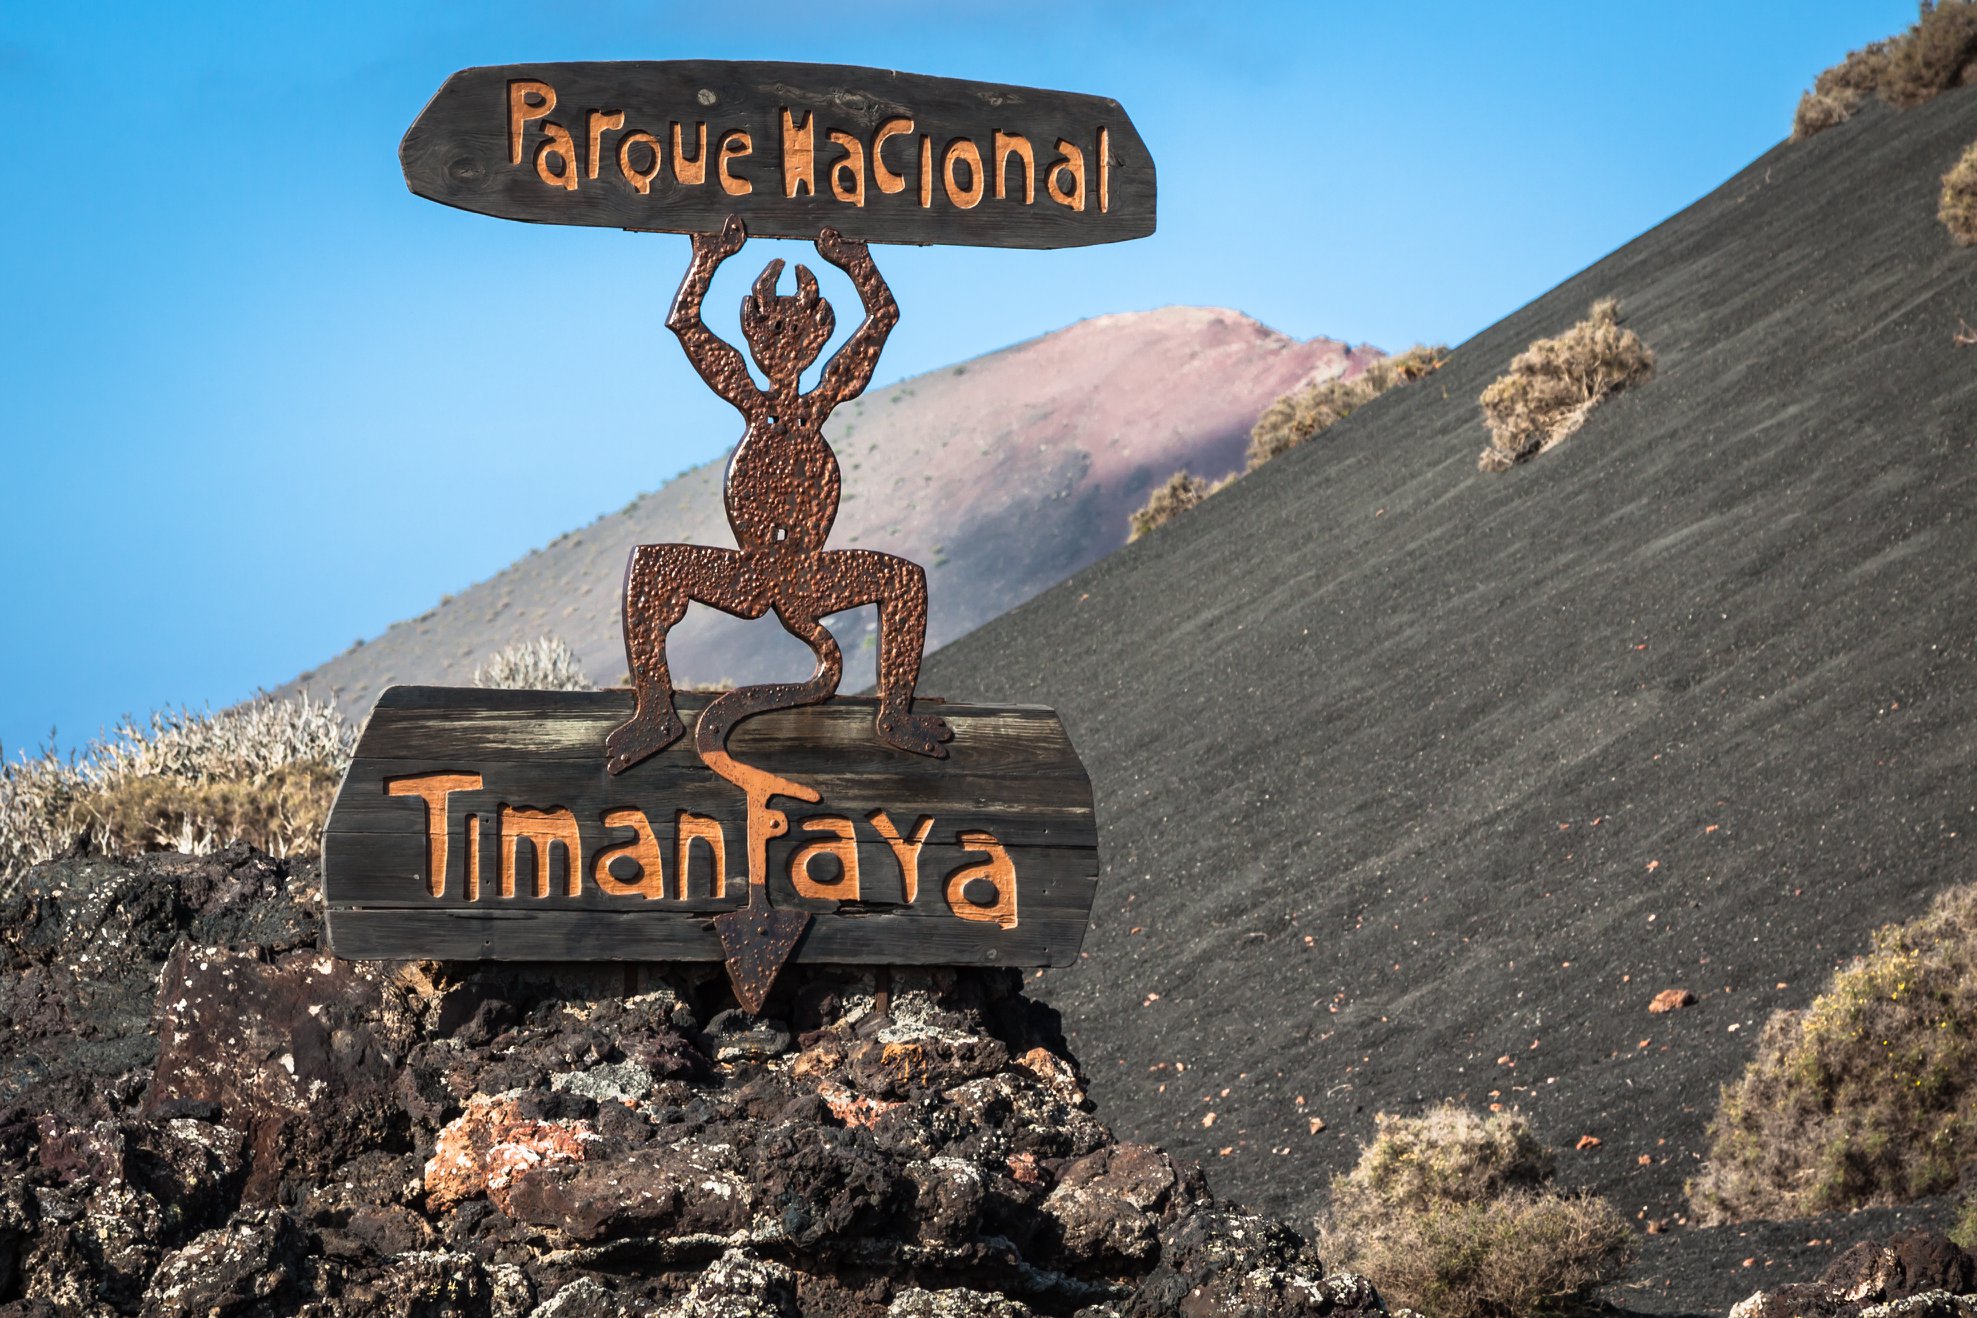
[400,62,1154,248]
[322,687,1098,965]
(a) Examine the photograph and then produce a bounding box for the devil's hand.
[815,226,866,266]
[694,215,748,261]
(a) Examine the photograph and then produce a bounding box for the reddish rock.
[423,1093,598,1215]
[1649,988,1699,1014]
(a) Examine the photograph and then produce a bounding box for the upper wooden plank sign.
[400,61,1154,248]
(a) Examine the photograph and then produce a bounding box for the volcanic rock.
[1730,1230,1977,1318]
[1648,990,1697,1014]
[0,848,1390,1315]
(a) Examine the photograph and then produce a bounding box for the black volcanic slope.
[924,86,1977,1256]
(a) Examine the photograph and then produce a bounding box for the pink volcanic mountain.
[284,306,1378,712]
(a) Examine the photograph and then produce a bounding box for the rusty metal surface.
[608,215,954,1007]
[712,901,813,1016]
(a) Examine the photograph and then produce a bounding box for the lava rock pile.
[0,846,1391,1316]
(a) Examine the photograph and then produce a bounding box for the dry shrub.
[0,751,88,877]
[472,635,593,691]
[1319,1106,1635,1318]
[1941,141,1977,243]
[76,761,344,859]
[1691,884,1977,1223]
[1246,344,1449,471]
[1793,1,1977,140]
[1128,470,1228,541]
[1476,300,1654,473]
[0,694,355,876]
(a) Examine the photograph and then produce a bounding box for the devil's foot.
[605,708,686,775]
[876,709,953,759]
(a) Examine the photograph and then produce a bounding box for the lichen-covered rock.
[0,850,1395,1318]
[889,1285,1035,1316]
[1126,1208,1351,1317]
[660,1247,797,1317]
[137,1206,304,1317]
[145,944,417,1202]
[529,1276,637,1318]
[0,847,313,1125]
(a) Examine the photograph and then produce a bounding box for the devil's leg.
[808,549,951,758]
[607,544,760,775]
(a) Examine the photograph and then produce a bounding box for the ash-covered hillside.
[282,308,1376,718]
[924,80,1977,1281]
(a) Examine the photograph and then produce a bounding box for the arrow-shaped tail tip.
[712,905,813,1016]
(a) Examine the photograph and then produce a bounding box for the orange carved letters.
[946,830,1017,929]
[866,810,934,904]
[385,772,483,898]
[500,805,581,898]
[790,815,860,900]
[594,807,667,899]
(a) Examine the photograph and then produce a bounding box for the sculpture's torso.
[724,396,841,555]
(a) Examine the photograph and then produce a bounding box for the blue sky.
[0,1,1914,755]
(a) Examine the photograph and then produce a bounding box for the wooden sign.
[339,56,1131,1005]
[322,687,1098,967]
[400,61,1154,248]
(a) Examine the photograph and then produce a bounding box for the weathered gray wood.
[322,687,1098,965]
[400,61,1154,248]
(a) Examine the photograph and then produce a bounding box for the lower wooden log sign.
[323,688,1098,1004]
[324,60,1129,1010]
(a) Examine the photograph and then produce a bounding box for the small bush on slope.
[1477,300,1655,473]
[1793,1,1977,140]
[0,694,355,875]
[1691,883,1977,1222]
[1318,1106,1636,1318]
[1246,344,1449,471]
[1126,345,1448,541]
[472,634,594,691]
[1942,141,1977,244]
[1128,470,1224,542]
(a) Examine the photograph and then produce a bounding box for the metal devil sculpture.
[323,61,1147,1013]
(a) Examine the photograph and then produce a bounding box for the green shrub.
[1954,1194,1977,1252]
[1246,345,1449,471]
[472,634,593,691]
[1690,883,1977,1223]
[1319,1107,1636,1318]
[0,694,355,874]
[1477,300,1654,473]
[1941,140,1977,244]
[1128,470,1215,541]
[1793,1,1977,140]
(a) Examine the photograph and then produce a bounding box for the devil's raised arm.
[667,218,761,416]
[813,228,899,405]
